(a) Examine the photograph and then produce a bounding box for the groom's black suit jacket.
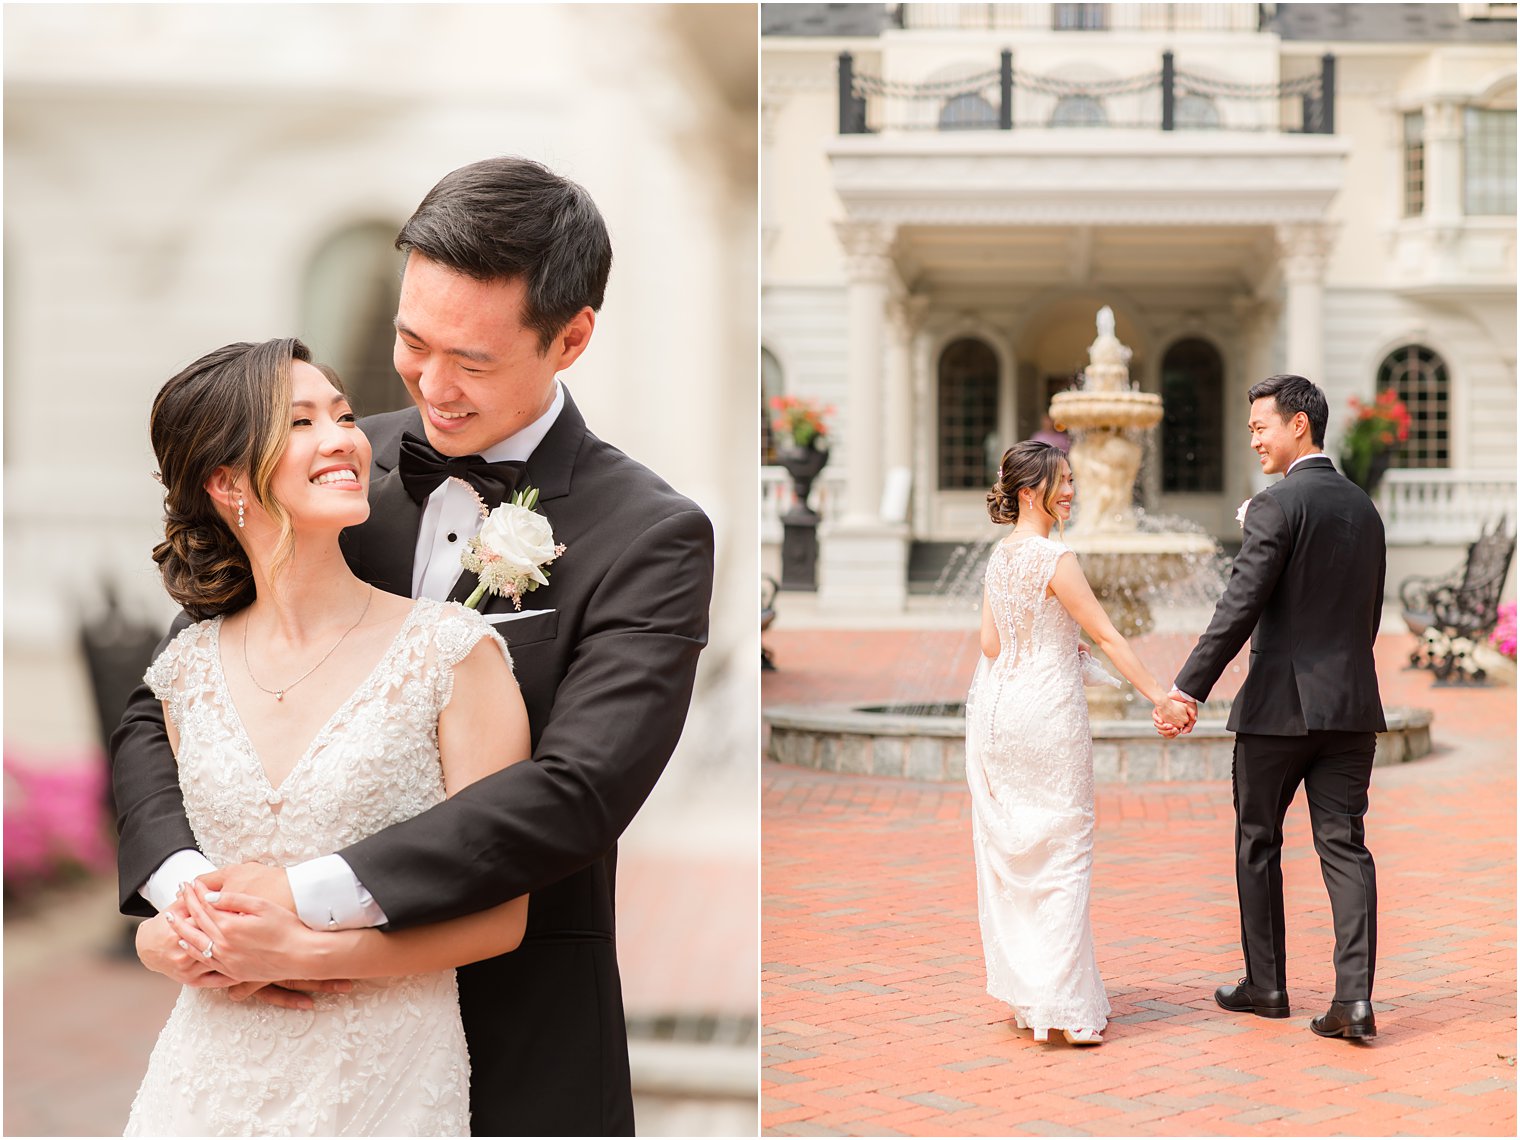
[112,389,715,1136]
[1174,455,1386,734]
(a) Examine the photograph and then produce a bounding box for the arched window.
[1160,337,1224,493]
[1174,93,1221,129]
[761,347,784,465]
[1378,344,1450,468]
[939,93,998,131]
[1050,95,1106,127]
[300,221,408,418]
[937,338,999,490]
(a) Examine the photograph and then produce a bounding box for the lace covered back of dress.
[145,598,512,870]
[984,536,1077,674]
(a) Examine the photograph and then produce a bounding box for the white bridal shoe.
[1062,1028,1103,1046]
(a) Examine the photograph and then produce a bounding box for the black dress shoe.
[1311,1000,1377,1040]
[1214,978,1291,1018]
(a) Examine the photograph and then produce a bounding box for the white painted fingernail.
[178,940,189,950]
[205,891,221,903]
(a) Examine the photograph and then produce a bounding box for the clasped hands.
[135,861,352,1010]
[1152,689,1198,738]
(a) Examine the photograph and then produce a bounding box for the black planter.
[777,441,829,520]
[777,441,828,590]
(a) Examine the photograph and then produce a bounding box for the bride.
[124,338,529,1135]
[966,441,1193,1046]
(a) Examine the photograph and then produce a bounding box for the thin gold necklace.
[242,589,374,702]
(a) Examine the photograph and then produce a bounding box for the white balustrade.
[1376,469,1516,544]
[761,466,848,545]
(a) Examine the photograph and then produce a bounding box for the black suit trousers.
[1231,731,1378,999]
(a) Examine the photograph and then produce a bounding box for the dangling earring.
[237,496,246,529]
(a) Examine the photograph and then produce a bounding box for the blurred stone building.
[762,2,1516,608]
[5,5,757,1134]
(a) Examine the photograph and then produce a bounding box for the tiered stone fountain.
[1052,307,1217,641]
[1052,308,1218,718]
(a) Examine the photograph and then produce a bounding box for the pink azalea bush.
[1491,601,1517,661]
[3,751,114,896]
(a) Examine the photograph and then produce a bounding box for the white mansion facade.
[762,3,1517,609]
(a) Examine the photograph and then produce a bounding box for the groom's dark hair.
[1247,374,1328,447]
[396,156,613,353]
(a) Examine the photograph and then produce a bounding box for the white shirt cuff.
[140,848,218,913]
[1171,686,1201,705]
[287,854,389,931]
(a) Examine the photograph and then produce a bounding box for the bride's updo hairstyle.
[149,338,316,619]
[987,441,1066,526]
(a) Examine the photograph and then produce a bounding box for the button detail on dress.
[447,532,457,542]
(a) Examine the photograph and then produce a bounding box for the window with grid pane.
[1403,112,1424,217]
[1463,107,1517,215]
[1160,338,1224,493]
[937,338,999,490]
[1378,345,1450,469]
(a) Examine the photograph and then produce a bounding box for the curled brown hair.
[987,441,1068,527]
[149,338,315,619]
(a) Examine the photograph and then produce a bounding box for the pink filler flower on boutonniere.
[452,479,565,610]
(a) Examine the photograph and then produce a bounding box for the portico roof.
[827,130,1348,228]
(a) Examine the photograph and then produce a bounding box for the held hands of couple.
[147,864,352,1010]
[1151,690,1197,738]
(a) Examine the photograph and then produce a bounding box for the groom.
[112,157,716,1134]
[1158,374,1385,1041]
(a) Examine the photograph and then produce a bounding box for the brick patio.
[763,630,1517,1136]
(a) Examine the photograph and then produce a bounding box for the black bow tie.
[397,432,527,509]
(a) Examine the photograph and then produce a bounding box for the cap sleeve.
[142,619,214,727]
[1034,536,1073,594]
[431,603,515,712]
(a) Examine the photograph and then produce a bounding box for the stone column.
[760,93,784,257]
[883,293,928,516]
[819,220,909,610]
[836,221,894,524]
[1276,222,1333,384]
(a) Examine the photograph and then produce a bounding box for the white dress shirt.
[141,383,566,930]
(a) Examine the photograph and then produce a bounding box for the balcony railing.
[899,3,1262,32]
[838,50,1334,134]
[1377,469,1516,545]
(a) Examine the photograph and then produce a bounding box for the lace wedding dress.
[125,598,510,1137]
[965,536,1111,1034]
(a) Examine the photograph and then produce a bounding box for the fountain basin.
[765,703,1433,784]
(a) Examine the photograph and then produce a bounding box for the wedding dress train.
[965,536,1111,1035]
[125,599,509,1136]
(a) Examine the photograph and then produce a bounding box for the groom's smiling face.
[1248,396,1310,476]
[393,253,594,457]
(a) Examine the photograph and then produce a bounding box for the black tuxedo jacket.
[1174,456,1386,736]
[111,389,715,1136]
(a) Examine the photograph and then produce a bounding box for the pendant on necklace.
[275,691,284,702]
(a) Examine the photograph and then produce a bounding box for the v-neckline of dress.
[208,599,426,800]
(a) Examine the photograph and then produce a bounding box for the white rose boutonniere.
[1236,498,1252,529]
[453,479,566,610]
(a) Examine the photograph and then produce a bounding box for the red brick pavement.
[762,631,1517,1136]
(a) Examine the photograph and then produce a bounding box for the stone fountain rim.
[764,702,1434,743]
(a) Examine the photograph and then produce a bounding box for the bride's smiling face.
[1040,461,1075,522]
[264,361,372,532]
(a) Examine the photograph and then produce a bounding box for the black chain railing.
[838,50,1335,135]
